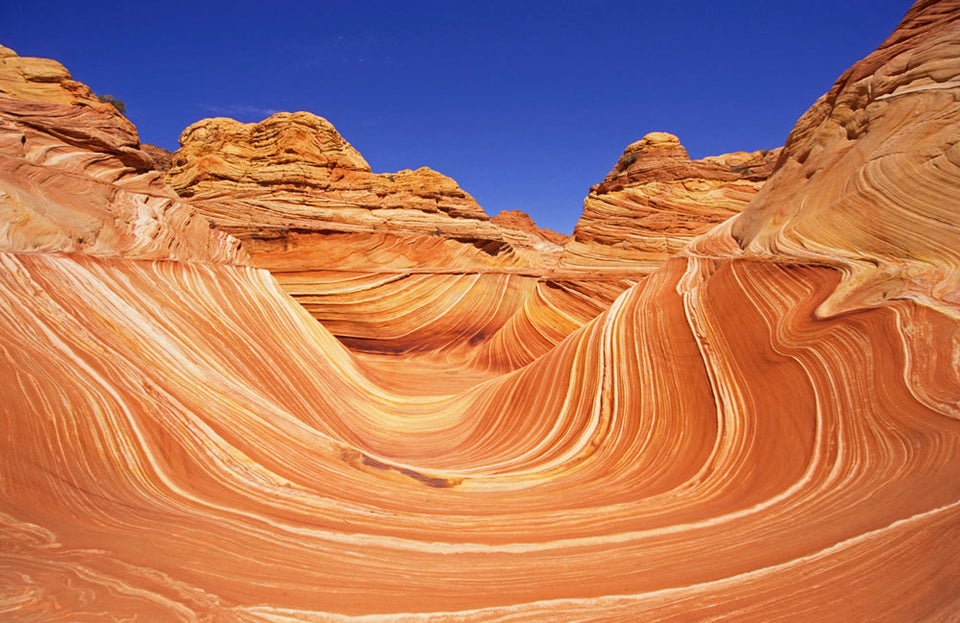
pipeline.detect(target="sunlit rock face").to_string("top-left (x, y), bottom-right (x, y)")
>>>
top-left (0, 46), bottom-right (244, 263)
top-left (167, 112), bottom-right (564, 272)
top-left (559, 131), bottom-right (780, 273)
top-left (2, 2), bottom-right (960, 621)
top-left (716, 0), bottom-right (960, 317)
top-left (506, 135), bottom-right (783, 370)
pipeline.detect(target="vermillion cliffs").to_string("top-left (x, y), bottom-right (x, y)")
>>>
top-left (1, 1), bottom-right (959, 621)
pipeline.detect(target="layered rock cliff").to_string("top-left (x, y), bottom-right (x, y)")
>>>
top-left (1, 1), bottom-right (959, 620)
top-left (164, 112), bottom-right (574, 359)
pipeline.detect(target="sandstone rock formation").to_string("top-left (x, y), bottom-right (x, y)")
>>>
top-left (491, 208), bottom-right (569, 246)
top-left (141, 142), bottom-right (173, 172)
top-left (167, 112), bottom-right (563, 272)
top-left (491, 134), bottom-right (782, 370)
top-left (165, 112), bottom-right (573, 359)
top-left (1, 1), bottom-right (959, 620)
top-left (712, 0), bottom-right (960, 318)
top-left (0, 45), bottom-right (244, 263)
top-left (559, 131), bottom-right (780, 272)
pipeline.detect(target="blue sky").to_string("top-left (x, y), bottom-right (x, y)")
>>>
top-left (3, 1), bottom-right (910, 234)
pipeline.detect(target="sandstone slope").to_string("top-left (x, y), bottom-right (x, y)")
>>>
top-left (2, 1), bottom-right (959, 620)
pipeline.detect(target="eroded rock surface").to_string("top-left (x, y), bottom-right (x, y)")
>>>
top-left (559, 131), bottom-right (780, 272)
top-left (163, 111), bottom-right (586, 363)
top-left (713, 0), bottom-right (960, 317)
top-left (168, 112), bottom-right (563, 272)
top-left (1, 2), bottom-right (959, 620)
top-left (0, 45), bottom-right (244, 263)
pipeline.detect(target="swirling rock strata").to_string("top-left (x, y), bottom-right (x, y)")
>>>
top-left (0, 45), bottom-right (244, 263)
top-left (698, 0), bottom-right (960, 316)
top-left (2, 1), bottom-right (960, 620)
top-left (1, 254), bottom-right (957, 620)
top-left (166, 113), bottom-right (575, 361)
top-left (499, 135), bottom-right (783, 369)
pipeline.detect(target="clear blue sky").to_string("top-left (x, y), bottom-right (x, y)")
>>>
top-left (2, 1), bottom-right (910, 234)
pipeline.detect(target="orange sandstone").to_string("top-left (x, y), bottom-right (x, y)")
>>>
top-left (1, 2), bottom-right (959, 621)
top-left (559, 131), bottom-right (780, 272)
top-left (167, 111), bottom-right (563, 272)
top-left (0, 45), bottom-right (244, 263)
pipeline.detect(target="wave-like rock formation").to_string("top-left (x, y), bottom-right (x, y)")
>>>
top-left (717, 2), bottom-right (960, 318)
top-left (165, 112), bottom-right (581, 362)
top-left (479, 136), bottom-right (782, 369)
top-left (2, 1), bottom-right (960, 620)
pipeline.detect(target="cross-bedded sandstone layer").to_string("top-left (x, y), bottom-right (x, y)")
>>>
top-left (163, 108), bottom-right (770, 367)
top-left (1, 1), bottom-right (959, 620)
top-left (165, 111), bottom-right (585, 365)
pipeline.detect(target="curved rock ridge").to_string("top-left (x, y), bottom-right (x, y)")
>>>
top-left (3, 2), bottom-right (960, 620)
top-left (463, 275), bottom-right (639, 371)
top-left (167, 111), bottom-right (564, 272)
top-left (559, 131), bottom-right (780, 272)
top-left (0, 45), bottom-right (245, 263)
top-left (534, 135), bottom-right (781, 359)
top-left (694, 0), bottom-right (960, 316)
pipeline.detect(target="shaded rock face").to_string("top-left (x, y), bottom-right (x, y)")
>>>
top-left (2, 2), bottom-right (960, 621)
top-left (559, 131), bottom-right (780, 272)
top-left (0, 45), bottom-right (245, 263)
top-left (140, 143), bottom-right (173, 172)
